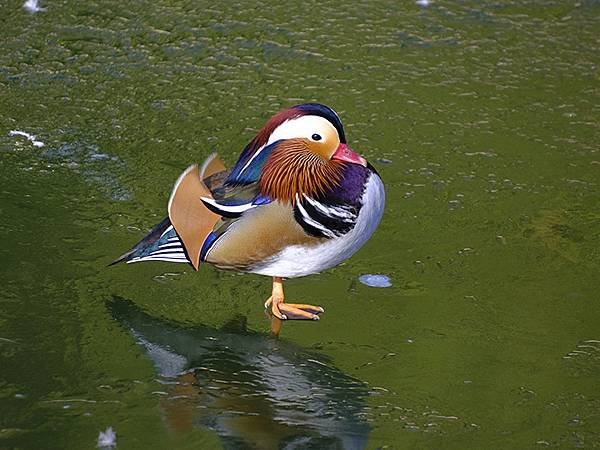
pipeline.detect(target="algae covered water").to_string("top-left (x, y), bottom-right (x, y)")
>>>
top-left (1, 0), bottom-right (599, 448)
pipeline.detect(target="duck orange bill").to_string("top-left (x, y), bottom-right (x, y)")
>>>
top-left (332, 143), bottom-right (367, 167)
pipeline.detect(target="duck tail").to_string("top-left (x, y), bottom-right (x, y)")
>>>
top-left (108, 217), bottom-right (191, 266)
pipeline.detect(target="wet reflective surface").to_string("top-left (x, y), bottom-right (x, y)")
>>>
top-left (110, 298), bottom-right (369, 449)
top-left (1, 0), bottom-right (599, 448)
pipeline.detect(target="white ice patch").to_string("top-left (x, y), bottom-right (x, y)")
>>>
top-left (9, 130), bottom-right (44, 147)
top-left (97, 426), bottom-right (116, 448)
top-left (359, 274), bottom-right (392, 288)
top-left (23, 0), bottom-right (46, 13)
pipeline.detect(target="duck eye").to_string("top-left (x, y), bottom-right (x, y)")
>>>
top-left (311, 133), bottom-right (322, 141)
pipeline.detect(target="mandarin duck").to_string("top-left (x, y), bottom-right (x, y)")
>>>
top-left (113, 103), bottom-right (385, 322)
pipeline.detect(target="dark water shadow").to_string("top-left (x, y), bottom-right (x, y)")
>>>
top-left (108, 297), bottom-right (370, 450)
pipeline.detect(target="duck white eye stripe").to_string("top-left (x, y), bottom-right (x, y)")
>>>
top-left (237, 115), bottom-right (338, 178)
top-left (295, 194), bottom-right (337, 238)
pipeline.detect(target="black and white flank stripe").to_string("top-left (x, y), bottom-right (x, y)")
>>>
top-left (127, 224), bottom-right (189, 263)
top-left (110, 217), bottom-right (190, 266)
top-left (293, 193), bottom-right (359, 239)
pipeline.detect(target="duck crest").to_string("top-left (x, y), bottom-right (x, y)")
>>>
top-left (259, 139), bottom-right (344, 204)
top-left (228, 108), bottom-right (303, 183)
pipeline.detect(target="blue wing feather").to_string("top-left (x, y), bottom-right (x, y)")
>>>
top-left (226, 140), bottom-right (281, 185)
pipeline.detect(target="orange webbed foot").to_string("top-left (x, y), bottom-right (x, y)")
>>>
top-left (264, 277), bottom-right (324, 321)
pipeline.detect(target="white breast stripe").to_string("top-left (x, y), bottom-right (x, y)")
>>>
top-left (302, 194), bottom-right (356, 222)
top-left (295, 194), bottom-right (336, 238)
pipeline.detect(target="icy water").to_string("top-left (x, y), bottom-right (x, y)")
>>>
top-left (1, 0), bottom-right (599, 448)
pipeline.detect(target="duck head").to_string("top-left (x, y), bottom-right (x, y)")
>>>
top-left (227, 103), bottom-right (368, 203)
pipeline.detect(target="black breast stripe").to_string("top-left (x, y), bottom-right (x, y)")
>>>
top-left (294, 205), bottom-right (331, 238)
top-left (293, 195), bottom-right (360, 239)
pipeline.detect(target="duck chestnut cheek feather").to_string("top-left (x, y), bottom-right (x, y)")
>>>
top-left (259, 139), bottom-right (344, 204)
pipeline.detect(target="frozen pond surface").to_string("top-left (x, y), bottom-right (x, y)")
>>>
top-left (1, 0), bottom-right (599, 448)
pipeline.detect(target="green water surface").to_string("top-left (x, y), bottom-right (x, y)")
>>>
top-left (1, 0), bottom-right (599, 448)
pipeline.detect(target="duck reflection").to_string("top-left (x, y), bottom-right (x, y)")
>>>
top-left (108, 298), bottom-right (370, 450)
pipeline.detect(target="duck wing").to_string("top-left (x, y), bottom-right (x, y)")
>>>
top-left (111, 154), bottom-right (230, 269)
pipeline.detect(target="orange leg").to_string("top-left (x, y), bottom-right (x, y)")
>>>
top-left (264, 277), bottom-right (324, 321)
